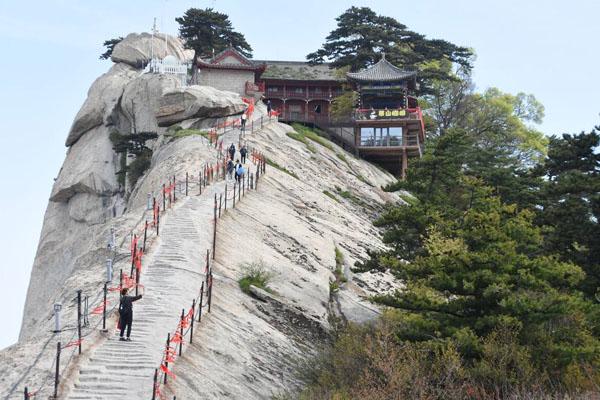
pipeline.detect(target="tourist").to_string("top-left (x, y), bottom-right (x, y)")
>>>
top-left (240, 145), bottom-right (247, 164)
top-left (266, 100), bottom-right (272, 116)
top-left (241, 112), bottom-right (247, 132)
top-left (118, 287), bottom-right (142, 341)
top-left (235, 161), bottom-right (244, 183)
top-left (227, 159), bottom-right (234, 179)
top-left (228, 143), bottom-right (236, 160)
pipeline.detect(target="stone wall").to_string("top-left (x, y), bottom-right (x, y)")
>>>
top-left (198, 69), bottom-right (253, 96)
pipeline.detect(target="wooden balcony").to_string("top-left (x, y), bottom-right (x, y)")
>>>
top-left (264, 89), bottom-right (343, 101)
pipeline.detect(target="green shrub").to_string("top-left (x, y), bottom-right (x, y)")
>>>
top-left (323, 190), bottom-right (339, 202)
top-left (290, 312), bottom-right (599, 399)
top-left (128, 151), bottom-right (152, 188)
top-left (167, 128), bottom-right (209, 141)
top-left (266, 159), bottom-right (299, 180)
top-left (289, 123), bottom-right (335, 151)
top-left (238, 262), bottom-right (274, 294)
top-left (334, 246), bottom-right (347, 284)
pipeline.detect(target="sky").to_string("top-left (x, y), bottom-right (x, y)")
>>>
top-left (0, 0), bottom-right (598, 350)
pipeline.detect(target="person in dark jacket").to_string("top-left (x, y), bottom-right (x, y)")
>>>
top-left (228, 143), bottom-right (236, 160)
top-left (240, 145), bottom-right (247, 164)
top-left (119, 288), bottom-right (142, 341)
top-left (226, 159), bottom-right (234, 179)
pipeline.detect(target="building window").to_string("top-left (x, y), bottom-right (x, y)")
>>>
top-left (268, 86), bottom-right (280, 93)
top-left (288, 104), bottom-right (302, 112)
top-left (313, 87), bottom-right (322, 93)
top-left (293, 87), bottom-right (304, 94)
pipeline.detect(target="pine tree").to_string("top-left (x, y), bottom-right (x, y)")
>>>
top-left (176, 8), bottom-right (252, 83)
top-left (534, 130), bottom-right (600, 297)
top-left (306, 6), bottom-right (473, 94)
top-left (99, 37), bottom-right (123, 60)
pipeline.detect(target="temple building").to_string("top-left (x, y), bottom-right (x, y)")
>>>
top-left (256, 61), bottom-right (345, 123)
top-left (346, 55), bottom-right (425, 178)
top-left (196, 50), bottom-right (425, 177)
top-left (196, 48), bottom-right (266, 97)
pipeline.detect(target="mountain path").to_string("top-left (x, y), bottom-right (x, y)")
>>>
top-left (65, 183), bottom-right (223, 400)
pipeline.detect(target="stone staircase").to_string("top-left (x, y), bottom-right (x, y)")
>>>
top-left (66, 184), bottom-right (223, 400)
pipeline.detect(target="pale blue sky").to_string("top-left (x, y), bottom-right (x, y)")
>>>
top-left (0, 0), bottom-right (598, 350)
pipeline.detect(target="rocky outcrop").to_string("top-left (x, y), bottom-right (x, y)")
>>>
top-left (66, 63), bottom-right (138, 146)
top-left (156, 85), bottom-right (246, 126)
top-left (120, 73), bottom-right (182, 134)
top-left (51, 125), bottom-right (118, 203)
top-left (111, 33), bottom-right (193, 68)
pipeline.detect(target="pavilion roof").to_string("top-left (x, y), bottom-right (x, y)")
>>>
top-left (346, 55), bottom-right (416, 83)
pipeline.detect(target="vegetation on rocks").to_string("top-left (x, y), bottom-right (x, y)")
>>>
top-left (238, 262), bottom-right (274, 295)
top-left (109, 131), bottom-right (157, 190)
top-left (99, 36), bottom-right (123, 60)
top-left (266, 159), bottom-right (299, 180)
top-left (166, 126), bottom-right (209, 141)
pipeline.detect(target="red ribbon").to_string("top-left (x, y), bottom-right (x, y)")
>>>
top-left (160, 364), bottom-right (176, 379)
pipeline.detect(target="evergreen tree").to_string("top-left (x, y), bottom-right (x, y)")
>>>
top-left (99, 37), bottom-right (123, 60)
top-left (176, 8), bottom-right (252, 83)
top-left (534, 130), bottom-right (600, 297)
top-left (375, 179), bottom-right (600, 373)
top-left (306, 6), bottom-right (473, 94)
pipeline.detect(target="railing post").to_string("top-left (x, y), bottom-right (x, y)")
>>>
top-left (172, 175), bottom-right (176, 202)
top-left (156, 207), bottom-right (160, 236)
top-left (219, 194), bottom-right (222, 218)
top-left (247, 170), bottom-right (250, 191)
top-left (135, 264), bottom-right (140, 297)
top-left (164, 333), bottom-right (171, 384)
top-left (242, 173), bottom-right (245, 197)
top-left (198, 281), bottom-right (204, 323)
top-left (53, 341), bottom-right (61, 399)
top-left (250, 173), bottom-right (254, 190)
top-left (24, 387), bottom-right (28, 400)
top-left (205, 249), bottom-right (210, 289)
top-left (208, 272), bottom-right (213, 313)
top-left (224, 184), bottom-right (228, 210)
top-left (162, 184), bottom-right (166, 211)
top-left (185, 172), bottom-right (188, 196)
top-left (152, 368), bottom-right (158, 400)
top-left (233, 183), bottom-right (236, 208)
top-left (119, 268), bottom-right (123, 291)
top-left (102, 283), bottom-right (108, 332)
top-left (76, 290), bottom-right (82, 355)
top-left (238, 179), bottom-right (241, 202)
top-left (190, 299), bottom-right (195, 344)
top-left (212, 194), bottom-right (217, 260)
top-left (130, 236), bottom-right (136, 277)
top-left (199, 170), bottom-right (202, 195)
top-left (143, 220), bottom-right (148, 252)
top-left (179, 309), bottom-right (184, 356)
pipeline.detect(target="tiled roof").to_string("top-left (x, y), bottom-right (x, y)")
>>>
top-left (256, 60), bottom-right (344, 82)
top-left (347, 55), bottom-right (416, 83)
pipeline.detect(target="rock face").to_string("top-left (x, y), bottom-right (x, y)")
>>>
top-left (111, 32), bottom-right (193, 68)
top-left (156, 85), bottom-right (246, 126)
top-left (51, 125), bottom-right (119, 203)
top-left (120, 73), bottom-right (182, 134)
top-left (66, 63), bottom-right (138, 146)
